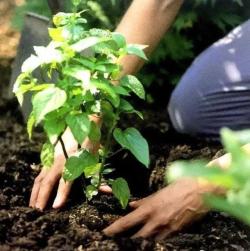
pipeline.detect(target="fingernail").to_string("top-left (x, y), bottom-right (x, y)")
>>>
top-left (52, 196), bottom-right (61, 209)
top-left (35, 204), bottom-right (43, 211)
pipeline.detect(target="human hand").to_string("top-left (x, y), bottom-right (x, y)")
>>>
top-left (208, 143), bottom-right (250, 170)
top-left (29, 127), bottom-right (99, 210)
top-left (103, 178), bottom-right (221, 240)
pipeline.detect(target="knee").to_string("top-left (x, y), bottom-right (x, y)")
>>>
top-left (168, 88), bottom-right (191, 135)
top-left (168, 83), bottom-right (201, 136)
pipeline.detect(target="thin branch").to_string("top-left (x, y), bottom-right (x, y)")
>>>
top-left (107, 148), bottom-right (124, 159)
top-left (59, 136), bottom-right (69, 159)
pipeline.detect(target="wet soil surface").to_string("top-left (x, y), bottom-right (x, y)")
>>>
top-left (0, 93), bottom-right (250, 251)
top-left (1, 4), bottom-right (250, 247)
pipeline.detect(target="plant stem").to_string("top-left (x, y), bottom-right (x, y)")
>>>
top-left (59, 136), bottom-right (69, 159)
top-left (107, 148), bottom-right (123, 159)
top-left (98, 114), bottom-right (118, 187)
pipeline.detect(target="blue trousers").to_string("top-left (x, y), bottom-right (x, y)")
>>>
top-left (168, 19), bottom-right (250, 140)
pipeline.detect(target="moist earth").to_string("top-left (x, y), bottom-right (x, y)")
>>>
top-left (1, 2), bottom-right (250, 249)
top-left (0, 93), bottom-right (250, 250)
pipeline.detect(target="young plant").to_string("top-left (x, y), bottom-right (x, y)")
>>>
top-left (167, 128), bottom-right (250, 225)
top-left (13, 4), bottom-right (149, 209)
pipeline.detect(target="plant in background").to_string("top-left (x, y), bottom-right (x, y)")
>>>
top-left (167, 128), bottom-right (250, 225)
top-left (13, 2), bottom-right (149, 209)
top-left (13, 0), bottom-right (249, 104)
top-left (12, 0), bottom-right (52, 30)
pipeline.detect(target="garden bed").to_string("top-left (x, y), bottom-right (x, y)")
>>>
top-left (1, 2), bottom-right (250, 249)
top-left (0, 73), bottom-right (250, 250)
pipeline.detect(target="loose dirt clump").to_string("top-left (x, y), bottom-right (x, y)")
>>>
top-left (0, 93), bottom-right (250, 250)
top-left (1, 3), bottom-right (250, 250)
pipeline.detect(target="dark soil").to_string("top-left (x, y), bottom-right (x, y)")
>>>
top-left (0, 70), bottom-right (250, 250)
top-left (1, 3), bottom-right (250, 248)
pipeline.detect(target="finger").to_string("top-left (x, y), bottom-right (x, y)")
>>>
top-left (155, 228), bottom-right (173, 241)
top-left (129, 194), bottom-right (153, 209)
top-left (99, 185), bottom-right (112, 194)
top-left (52, 178), bottom-right (72, 209)
top-left (103, 208), bottom-right (147, 236)
top-left (129, 200), bottom-right (141, 209)
top-left (29, 168), bottom-right (49, 208)
top-left (35, 168), bottom-right (61, 210)
top-left (155, 210), bottom-right (194, 241)
top-left (132, 222), bottom-right (156, 239)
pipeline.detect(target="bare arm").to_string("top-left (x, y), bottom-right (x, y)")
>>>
top-left (30, 0), bottom-right (184, 211)
top-left (116, 0), bottom-right (184, 75)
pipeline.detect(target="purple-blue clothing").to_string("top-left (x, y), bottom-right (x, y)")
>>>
top-left (168, 19), bottom-right (250, 140)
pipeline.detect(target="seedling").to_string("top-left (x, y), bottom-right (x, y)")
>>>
top-left (13, 4), bottom-right (149, 208)
top-left (167, 128), bottom-right (250, 225)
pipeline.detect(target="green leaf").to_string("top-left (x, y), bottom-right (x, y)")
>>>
top-left (227, 129), bottom-right (250, 145)
top-left (17, 82), bottom-right (36, 95)
top-left (157, 33), bottom-right (194, 62)
top-left (114, 86), bottom-right (130, 96)
top-left (48, 27), bottom-right (70, 42)
top-left (91, 79), bottom-right (120, 107)
top-left (89, 28), bottom-right (112, 38)
top-left (119, 99), bottom-right (143, 119)
top-left (53, 12), bottom-right (71, 27)
top-left (85, 185), bottom-right (98, 201)
top-left (112, 32), bottom-right (126, 48)
top-left (44, 118), bottom-right (65, 144)
top-left (41, 142), bottom-right (54, 168)
top-left (13, 72), bottom-right (31, 93)
top-left (68, 24), bottom-right (85, 42)
top-left (63, 157), bottom-right (82, 181)
top-left (89, 121), bottom-right (101, 142)
top-left (112, 178), bottom-right (130, 209)
top-left (83, 163), bottom-right (102, 178)
top-left (21, 54), bottom-right (41, 73)
top-left (64, 67), bottom-right (91, 87)
top-left (126, 44), bottom-right (148, 60)
top-left (63, 150), bottom-right (98, 181)
top-left (119, 99), bottom-right (134, 112)
top-left (120, 75), bottom-right (145, 99)
top-left (113, 128), bottom-right (149, 168)
top-left (30, 84), bottom-right (55, 92)
top-left (13, 73), bottom-right (33, 105)
top-left (205, 195), bottom-right (250, 225)
top-left (103, 168), bottom-right (114, 175)
top-left (27, 112), bottom-right (35, 140)
top-left (71, 37), bottom-right (101, 52)
top-left (101, 101), bottom-right (116, 128)
top-left (32, 87), bottom-right (67, 124)
top-left (74, 58), bottom-right (95, 70)
top-left (221, 128), bottom-right (250, 181)
top-left (95, 63), bottom-right (118, 73)
top-left (93, 40), bottom-right (117, 55)
top-left (34, 45), bottom-right (63, 64)
top-left (66, 113), bottom-right (91, 145)
top-left (167, 161), bottom-right (236, 189)
top-left (174, 12), bottom-right (197, 32)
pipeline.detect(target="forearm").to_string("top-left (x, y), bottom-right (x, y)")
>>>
top-left (88, 1), bottom-right (184, 129)
top-left (116, 0), bottom-right (184, 75)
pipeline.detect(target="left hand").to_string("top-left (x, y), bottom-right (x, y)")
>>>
top-left (103, 178), bottom-right (221, 240)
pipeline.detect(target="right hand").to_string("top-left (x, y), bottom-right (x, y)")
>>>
top-left (29, 128), bottom-right (99, 210)
top-left (103, 178), bottom-right (218, 240)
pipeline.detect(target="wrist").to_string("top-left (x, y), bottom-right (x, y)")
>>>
top-left (197, 178), bottom-right (227, 196)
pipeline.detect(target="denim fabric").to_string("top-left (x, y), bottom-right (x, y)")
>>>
top-left (168, 19), bottom-right (250, 140)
